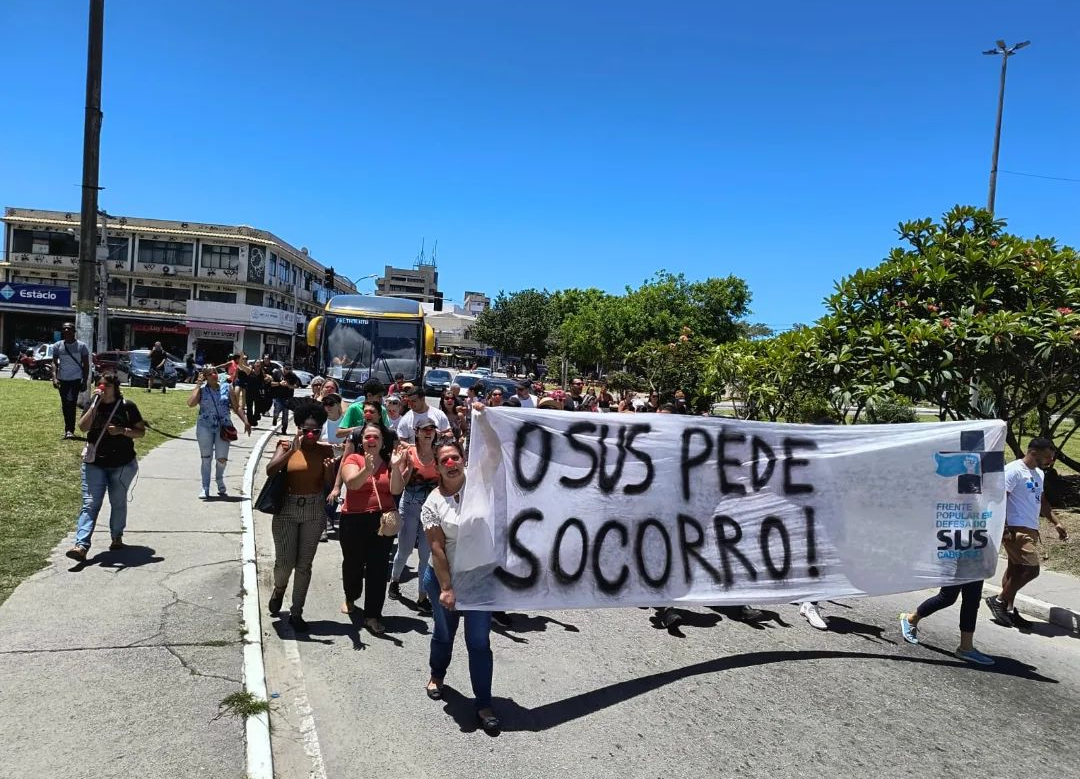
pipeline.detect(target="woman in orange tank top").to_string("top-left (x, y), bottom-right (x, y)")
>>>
top-left (388, 419), bottom-right (440, 611)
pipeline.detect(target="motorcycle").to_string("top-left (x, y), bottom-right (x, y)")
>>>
top-left (29, 361), bottom-right (54, 381)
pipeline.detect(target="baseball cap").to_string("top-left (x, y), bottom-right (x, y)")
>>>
top-left (321, 392), bottom-right (342, 404)
top-left (386, 393), bottom-right (402, 404)
top-left (418, 418), bottom-right (438, 429)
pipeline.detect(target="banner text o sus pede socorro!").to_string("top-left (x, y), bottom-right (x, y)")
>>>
top-left (451, 409), bottom-right (1006, 611)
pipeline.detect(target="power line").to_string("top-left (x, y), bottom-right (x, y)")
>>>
top-left (1000, 169), bottom-right (1080, 184)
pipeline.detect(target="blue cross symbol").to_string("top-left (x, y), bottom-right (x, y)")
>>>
top-left (934, 430), bottom-right (1005, 494)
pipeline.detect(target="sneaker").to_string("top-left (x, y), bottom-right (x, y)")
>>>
top-left (217, 485), bottom-right (228, 497)
top-left (289, 612), bottom-right (309, 632)
top-left (800, 602), bottom-right (827, 630)
top-left (387, 581), bottom-right (402, 601)
top-left (65, 545), bottom-right (88, 562)
top-left (109, 536), bottom-right (124, 551)
top-left (1009, 608), bottom-right (1034, 630)
top-left (721, 605), bottom-right (763, 622)
top-left (984, 596), bottom-right (1014, 627)
top-left (319, 529), bottom-right (328, 543)
top-left (492, 611), bottom-right (512, 629)
top-left (417, 596), bottom-right (433, 615)
top-left (899, 613), bottom-right (919, 644)
top-left (955, 647), bottom-right (995, 666)
top-left (62, 431), bottom-right (74, 440)
top-left (198, 488), bottom-right (210, 500)
top-left (268, 590), bottom-right (284, 616)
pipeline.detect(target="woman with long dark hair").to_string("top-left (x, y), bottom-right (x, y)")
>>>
top-left (422, 436), bottom-right (499, 733)
top-left (388, 418), bottom-right (439, 612)
top-left (65, 374), bottom-right (146, 561)
top-left (338, 422), bottom-right (406, 633)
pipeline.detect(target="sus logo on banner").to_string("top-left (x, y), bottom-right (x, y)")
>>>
top-left (451, 410), bottom-right (1006, 611)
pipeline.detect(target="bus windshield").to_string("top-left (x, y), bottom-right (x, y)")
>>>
top-left (323, 315), bottom-right (422, 389)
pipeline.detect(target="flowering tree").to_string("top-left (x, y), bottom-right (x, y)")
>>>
top-left (817, 206), bottom-right (1080, 459)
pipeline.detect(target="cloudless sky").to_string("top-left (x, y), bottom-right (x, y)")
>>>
top-left (2, 0), bottom-right (1078, 329)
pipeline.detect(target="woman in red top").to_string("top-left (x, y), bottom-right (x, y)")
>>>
top-left (387, 419), bottom-right (440, 612)
top-left (339, 422), bottom-right (406, 633)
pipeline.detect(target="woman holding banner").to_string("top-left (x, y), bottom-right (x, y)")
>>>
top-left (421, 437), bottom-right (499, 735)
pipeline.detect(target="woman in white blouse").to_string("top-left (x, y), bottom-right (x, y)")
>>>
top-left (421, 437), bottom-right (499, 734)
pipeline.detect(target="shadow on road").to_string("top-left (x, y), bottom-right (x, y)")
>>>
top-left (824, 616), bottom-right (897, 644)
top-left (431, 648), bottom-right (1059, 734)
top-left (68, 545), bottom-right (164, 572)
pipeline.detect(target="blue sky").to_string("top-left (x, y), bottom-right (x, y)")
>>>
top-left (2, 1), bottom-right (1078, 329)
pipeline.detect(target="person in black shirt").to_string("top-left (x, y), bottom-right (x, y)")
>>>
top-left (65, 374), bottom-right (146, 562)
top-left (271, 364), bottom-right (301, 434)
top-left (148, 341), bottom-right (168, 394)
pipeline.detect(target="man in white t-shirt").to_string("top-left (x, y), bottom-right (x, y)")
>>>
top-left (397, 385), bottom-right (452, 444)
top-left (513, 380), bottom-right (537, 409)
top-left (985, 438), bottom-right (1069, 629)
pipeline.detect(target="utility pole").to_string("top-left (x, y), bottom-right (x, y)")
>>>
top-left (983, 39), bottom-right (1030, 215)
top-left (76, 0), bottom-right (105, 348)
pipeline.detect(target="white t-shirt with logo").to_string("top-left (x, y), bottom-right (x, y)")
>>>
top-left (397, 405), bottom-right (451, 444)
top-left (1004, 459), bottom-right (1043, 530)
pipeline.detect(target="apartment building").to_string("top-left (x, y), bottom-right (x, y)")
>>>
top-left (375, 264), bottom-right (440, 307)
top-left (1, 207), bottom-right (354, 364)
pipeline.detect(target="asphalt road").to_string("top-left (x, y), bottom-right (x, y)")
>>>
top-left (253, 477), bottom-right (1080, 779)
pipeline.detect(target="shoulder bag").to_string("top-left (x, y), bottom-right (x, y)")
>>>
top-left (208, 385), bottom-right (239, 441)
top-left (82, 400), bottom-right (121, 464)
top-left (372, 469), bottom-right (401, 536)
top-left (254, 468), bottom-right (288, 515)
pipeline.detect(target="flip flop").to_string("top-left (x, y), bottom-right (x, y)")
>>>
top-left (425, 682), bottom-right (443, 700)
top-left (476, 711), bottom-right (501, 734)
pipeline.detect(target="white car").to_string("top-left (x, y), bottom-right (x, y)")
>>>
top-left (453, 372), bottom-right (485, 399)
top-left (0, 353), bottom-right (8, 369)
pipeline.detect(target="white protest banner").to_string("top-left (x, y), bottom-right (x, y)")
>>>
top-left (452, 409), bottom-right (1006, 610)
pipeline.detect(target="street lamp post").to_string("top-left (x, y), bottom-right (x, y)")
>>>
top-left (983, 39), bottom-right (1030, 215)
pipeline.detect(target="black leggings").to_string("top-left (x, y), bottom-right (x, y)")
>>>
top-left (916, 580), bottom-right (984, 632)
top-left (339, 512), bottom-right (393, 618)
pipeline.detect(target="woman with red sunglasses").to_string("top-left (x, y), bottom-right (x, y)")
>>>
top-left (421, 436), bottom-right (499, 734)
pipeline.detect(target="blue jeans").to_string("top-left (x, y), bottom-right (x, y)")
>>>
top-left (196, 422), bottom-right (231, 493)
top-left (392, 487), bottom-right (432, 593)
top-left (75, 460), bottom-right (138, 549)
top-left (423, 567), bottom-right (493, 710)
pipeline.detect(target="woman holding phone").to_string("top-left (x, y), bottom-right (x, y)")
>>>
top-left (65, 374), bottom-right (146, 562)
top-left (263, 400), bottom-right (336, 631)
top-left (187, 366), bottom-right (250, 499)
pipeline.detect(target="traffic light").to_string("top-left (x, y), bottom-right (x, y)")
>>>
top-left (434, 292), bottom-right (444, 312)
top-left (324, 266), bottom-right (335, 293)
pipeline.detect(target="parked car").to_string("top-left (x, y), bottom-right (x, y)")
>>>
top-left (0, 353), bottom-right (8, 369)
top-left (473, 367), bottom-right (491, 377)
top-left (118, 349), bottom-right (178, 388)
top-left (423, 368), bottom-right (456, 396)
top-left (92, 350), bottom-right (128, 378)
top-left (452, 372), bottom-right (485, 399)
top-left (484, 377), bottom-right (520, 398)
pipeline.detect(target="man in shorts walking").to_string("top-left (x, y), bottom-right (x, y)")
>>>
top-left (985, 438), bottom-right (1069, 628)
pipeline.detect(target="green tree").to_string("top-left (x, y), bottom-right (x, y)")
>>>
top-left (817, 206), bottom-right (1080, 456)
top-left (469, 289), bottom-right (554, 371)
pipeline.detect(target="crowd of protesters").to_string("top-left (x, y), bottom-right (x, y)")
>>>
top-left (34, 338), bottom-right (1071, 735)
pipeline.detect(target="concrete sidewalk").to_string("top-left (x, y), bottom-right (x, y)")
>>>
top-left (0, 426), bottom-right (262, 779)
top-left (986, 556), bottom-right (1080, 633)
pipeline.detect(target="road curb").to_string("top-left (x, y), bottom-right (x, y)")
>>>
top-left (241, 427), bottom-right (277, 779)
top-left (983, 583), bottom-right (1080, 634)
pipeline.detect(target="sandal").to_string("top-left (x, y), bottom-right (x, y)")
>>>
top-left (365, 618), bottom-right (385, 635)
top-left (425, 680), bottom-right (444, 700)
top-left (476, 710), bottom-right (501, 734)
top-left (341, 600), bottom-right (356, 614)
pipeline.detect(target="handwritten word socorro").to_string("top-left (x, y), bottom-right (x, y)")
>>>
top-left (451, 410), bottom-right (1007, 611)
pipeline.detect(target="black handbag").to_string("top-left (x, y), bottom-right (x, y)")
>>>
top-left (254, 470), bottom-right (287, 515)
